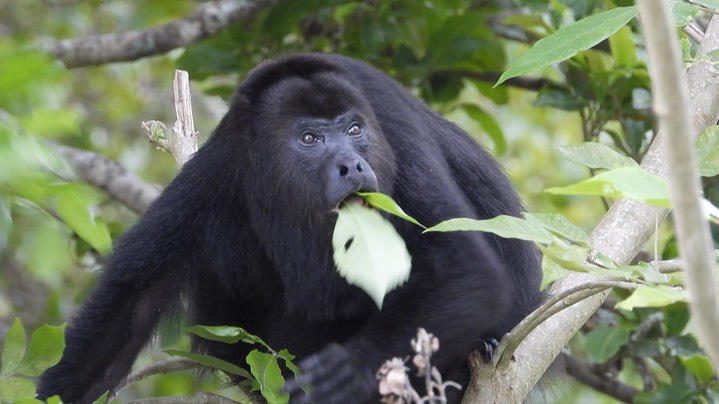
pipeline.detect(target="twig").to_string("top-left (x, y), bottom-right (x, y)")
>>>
top-left (42, 0), bottom-right (282, 68)
top-left (111, 359), bottom-right (202, 398)
top-left (495, 280), bottom-right (638, 369)
top-left (637, 0), bottom-right (719, 372)
top-left (124, 391), bottom-right (240, 404)
top-left (51, 143), bottom-right (160, 213)
top-left (562, 353), bottom-right (638, 403)
top-left (654, 258), bottom-right (684, 273)
top-left (630, 312), bottom-right (664, 342)
top-left (683, 22), bottom-right (705, 43)
top-left (142, 70), bottom-right (198, 168)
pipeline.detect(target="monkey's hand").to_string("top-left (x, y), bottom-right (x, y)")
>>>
top-left (284, 343), bottom-right (377, 404)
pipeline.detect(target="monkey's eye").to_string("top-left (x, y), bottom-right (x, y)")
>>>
top-left (300, 133), bottom-right (319, 145)
top-left (347, 124), bottom-right (362, 137)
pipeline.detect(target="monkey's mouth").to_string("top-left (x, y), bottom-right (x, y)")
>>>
top-left (332, 192), bottom-right (371, 213)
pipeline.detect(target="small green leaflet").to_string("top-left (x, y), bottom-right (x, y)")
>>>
top-left (356, 192), bottom-right (424, 228)
top-left (546, 167), bottom-right (670, 208)
top-left (425, 215), bottom-right (554, 244)
top-left (1, 318), bottom-right (26, 376)
top-left (496, 7), bottom-right (637, 86)
top-left (557, 143), bottom-right (638, 170)
top-left (246, 351), bottom-right (289, 404)
top-left (584, 326), bottom-right (630, 363)
top-left (332, 203), bottom-right (411, 309)
top-left (616, 285), bottom-right (684, 311)
top-left (187, 325), bottom-right (268, 346)
top-left (696, 126), bottom-right (719, 177)
top-left (165, 349), bottom-right (252, 379)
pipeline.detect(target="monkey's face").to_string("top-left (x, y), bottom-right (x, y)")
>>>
top-left (245, 74), bottom-right (393, 221)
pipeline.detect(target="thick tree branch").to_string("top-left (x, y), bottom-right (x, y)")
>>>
top-left (638, 0), bottom-right (719, 371)
top-left (463, 13), bottom-right (719, 403)
top-left (42, 0), bottom-right (281, 68)
top-left (52, 144), bottom-right (160, 213)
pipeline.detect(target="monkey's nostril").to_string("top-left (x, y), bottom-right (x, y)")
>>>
top-left (339, 165), bottom-right (349, 176)
top-left (356, 163), bottom-right (363, 173)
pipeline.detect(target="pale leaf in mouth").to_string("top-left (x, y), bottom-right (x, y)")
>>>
top-left (332, 203), bottom-right (412, 309)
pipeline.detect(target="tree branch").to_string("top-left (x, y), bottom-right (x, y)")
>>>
top-left (142, 70), bottom-right (198, 168)
top-left (637, 0), bottom-right (719, 372)
top-left (562, 353), bottom-right (638, 403)
top-left (463, 13), bottom-right (719, 403)
top-left (52, 143), bottom-right (160, 213)
top-left (495, 280), bottom-right (637, 369)
top-left (42, 0), bottom-right (282, 68)
top-left (112, 359), bottom-right (203, 398)
top-left (124, 391), bottom-right (240, 404)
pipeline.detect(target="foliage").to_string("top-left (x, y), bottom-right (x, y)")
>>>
top-left (183, 325), bottom-right (300, 404)
top-left (2, 0), bottom-right (719, 403)
top-left (0, 318), bottom-right (64, 403)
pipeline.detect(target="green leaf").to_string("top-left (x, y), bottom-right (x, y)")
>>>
top-left (15, 398), bottom-right (50, 404)
top-left (425, 215), bottom-right (554, 244)
top-left (680, 354), bottom-right (715, 384)
top-left (92, 391), bottom-right (110, 404)
top-left (19, 108), bottom-right (79, 138)
top-left (356, 192), bottom-right (424, 228)
top-left (524, 213), bottom-right (589, 244)
top-left (584, 325), bottom-right (630, 363)
top-left (277, 349), bottom-right (300, 377)
top-left (533, 88), bottom-right (583, 111)
top-left (541, 257), bottom-right (572, 290)
top-left (0, 49), bottom-right (62, 106)
top-left (497, 7), bottom-right (638, 85)
top-left (664, 302), bottom-right (690, 336)
top-left (667, 335), bottom-right (702, 356)
top-left (537, 242), bottom-right (591, 272)
top-left (45, 396), bottom-right (62, 404)
top-left (1, 318), bottom-right (26, 375)
top-left (0, 377), bottom-right (36, 401)
top-left (671, 1), bottom-right (698, 26)
top-left (616, 285), bottom-right (684, 311)
top-left (332, 204), bottom-right (412, 309)
top-left (54, 187), bottom-right (112, 254)
top-left (187, 325), bottom-right (268, 347)
top-left (25, 220), bottom-right (75, 286)
top-left (546, 167), bottom-right (670, 208)
top-left (246, 351), bottom-right (289, 404)
top-left (501, 13), bottom-right (551, 33)
top-left (609, 25), bottom-right (636, 67)
top-left (165, 349), bottom-right (253, 379)
top-left (634, 383), bottom-right (696, 404)
top-left (696, 126), bottom-right (719, 177)
top-left (17, 324), bottom-right (65, 376)
top-left (557, 143), bottom-right (638, 170)
top-left (461, 105), bottom-right (507, 155)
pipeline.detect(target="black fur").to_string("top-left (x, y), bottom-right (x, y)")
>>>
top-left (38, 54), bottom-right (542, 404)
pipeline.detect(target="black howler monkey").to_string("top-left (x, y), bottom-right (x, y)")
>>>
top-left (38, 54), bottom-right (542, 404)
